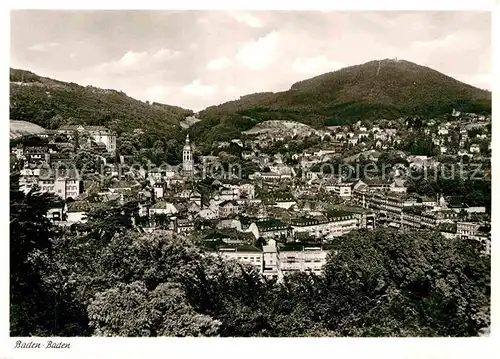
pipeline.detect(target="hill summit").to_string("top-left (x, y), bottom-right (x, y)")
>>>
top-left (198, 59), bottom-right (491, 129)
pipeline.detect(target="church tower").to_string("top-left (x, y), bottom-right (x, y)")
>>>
top-left (182, 134), bottom-right (194, 177)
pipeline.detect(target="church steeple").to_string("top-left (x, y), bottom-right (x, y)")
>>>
top-left (182, 134), bottom-right (193, 177)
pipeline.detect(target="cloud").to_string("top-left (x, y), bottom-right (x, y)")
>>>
top-left (90, 48), bottom-right (180, 74)
top-left (27, 42), bottom-right (60, 51)
top-left (119, 50), bottom-right (149, 66)
top-left (11, 11), bottom-right (490, 111)
top-left (228, 12), bottom-right (263, 28)
top-left (153, 48), bottom-right (180, 60)
top-left (292, 56), bottom-right (345, 74)
top-left (409, 30), bottom-right (483, 54)
top-left (236, 31), bottom-right (280, 70)
top-left (207, 56), bottom-right (232, 70)
top-left (182, 79), bottom-right (216, 97)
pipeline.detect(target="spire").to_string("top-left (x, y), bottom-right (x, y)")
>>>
top-left (183, 134), bottom-right (192, 151)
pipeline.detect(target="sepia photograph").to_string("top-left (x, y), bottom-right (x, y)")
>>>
top-left (8, 8), bottom-right (491, 341)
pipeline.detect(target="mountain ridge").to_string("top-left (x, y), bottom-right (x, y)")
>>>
top-left (9, 68), bottom-right (193, 136)
top-left (9, 60), bottom-right (491, 146)
top-left (196, 59), bottom-right (491, 134)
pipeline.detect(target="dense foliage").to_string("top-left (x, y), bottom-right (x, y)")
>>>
top-left (10, 68), bottom-right (193, 136)
top-left (408, 178), bottom-right (491, 210)
top-left (10, 175), bottom-right (490, 337)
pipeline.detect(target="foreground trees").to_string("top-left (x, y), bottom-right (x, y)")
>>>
top-left (88, 281), bottom-right (221, 336)
top-left (320, 229), bottom-right (490, 336)
top-left (10, 182), bottom-right (490, 336)
top-left (10, 174), bottom-right (88, 336)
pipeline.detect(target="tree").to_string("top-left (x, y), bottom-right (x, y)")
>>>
top-left (399, 130), bottom-right (437, 156)
top-left (10, 174), bottom-right (86, 336)
top-left (87, 281), bottom-right (221, 336)
top-left (49, 114), bottom-right (64, 129)
top-left (320, 229), bottom-right (490, 336)
top-left (54, 133), bottom-right (69, 143)
top-left (11, 177), bottom-right (490, 337)
top-left (74, 151), bottom-right (103, 173)
top-left (119, 140), bottom-right (136, 155)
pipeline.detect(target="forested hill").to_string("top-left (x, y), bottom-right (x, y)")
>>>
top-left (9, 68), bottom-right (193, 135)
top-left (10, 60), bottom-right (491, 146)
top-left (195, 59), bottom-right (491, 137)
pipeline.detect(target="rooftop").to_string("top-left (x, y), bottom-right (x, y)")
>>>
top-left (279, 242), bottom-right (333, 252)
top-left (66, 200), bottom-right (93, 213)
top-left (202, 239), bottom-right (262, 253)
top-left (325, 209), bottom-right (353, 218)
top-left (402, 206), bottom-right (433, 217)
top-left (255, 219), bottom-right (289, 231)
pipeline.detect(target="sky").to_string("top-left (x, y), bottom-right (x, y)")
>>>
top-left (10, 10), bottom-right (491, 112)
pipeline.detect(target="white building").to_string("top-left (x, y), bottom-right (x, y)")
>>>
top-left (38, 177), bottom-right (83, 200)
top-left (279, 245), bottom-right (329, 276)
top-left (324, 179), bottom-right (352, 199)
top-left (149, 201), bottom-right (178, 216)
top-left (197, 208), bottom-right (219, 220)
top-left (153, 182), bottom-right (167, 199)
top-left (90, 128), bottom-right (116, 152)
top-left (57, 125), bottom-right (116, 152)
top-left (470, 144), bottom-right (481, 153)
top-left (438, 127), bottom-right (449, 135)
top-left (217, 246), bottom-right (263, 272)
top-left (260, 239), bottom-right (334, 279)
top-left (291, 214), bottom-right (358, 239)
top-left (66, 205), bottom-right (88, 224)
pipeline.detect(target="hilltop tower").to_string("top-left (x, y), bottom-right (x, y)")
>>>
top-left (182, 134), bottom-right (194, 177)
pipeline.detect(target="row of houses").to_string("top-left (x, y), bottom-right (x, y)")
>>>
top-left (205, 238), bottom-right (335, 280)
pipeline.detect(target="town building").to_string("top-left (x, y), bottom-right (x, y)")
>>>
top-left (247, 220), bottom-right (291, 240)
top-left (149, 201), bottom-right (178, 216)
top-left (470, 143), bottom-right (481, 154)
top-left (24, 146), bottom-right (50, 166)
top-left (218, 200), bottom-right (239, 218)
top-left (57, 125), bottom-right (116, 152)
top-left (279, 244), bottom-right (329, 276)
top-left (215, 245), bottom-right (263, 272)
top-left (291, 212), bottom-right (357, 239)
top-left (38, 176), bottom-right (83, 200)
